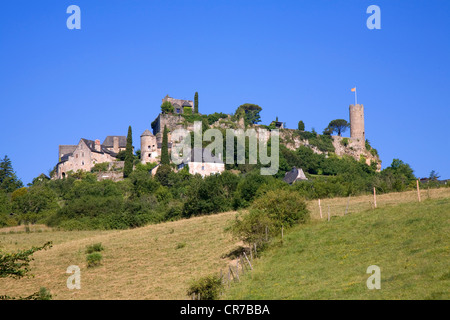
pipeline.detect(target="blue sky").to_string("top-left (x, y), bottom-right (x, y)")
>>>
top-left (0, 0), bottom-right (449, 184)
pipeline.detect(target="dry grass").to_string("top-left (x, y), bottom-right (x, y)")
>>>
top-left (0, 212), bottom-right (239, 300)
top-left (1, 188), bottom-right (449, 299)
top-left (307, 188), bottom-right (450, 220)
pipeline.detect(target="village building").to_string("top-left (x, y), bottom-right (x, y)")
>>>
top-left (283, 167), bottom-right (308, 184)
top-left (177, 148), bottom-right (225, 177)
top-left (55, 136), bottom-right (125, 179)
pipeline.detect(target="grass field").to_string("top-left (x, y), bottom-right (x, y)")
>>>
top-left (223, 196), bottom-right (450, 300)
top-left (1, 188), bottom-right (449, 299)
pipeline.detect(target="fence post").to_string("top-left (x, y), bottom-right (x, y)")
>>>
top-left (417, 180), bottom-right (421, 202)
top-left (265, 226), bottom-right (268, 242)
top-left (254, 243), bottom-right (257, 258)
top-left (235, 260), bottom-right (240, 282)
top-left (243, 252), bottom-right (253, 270)
top-left (327, 205), bottom-right (330, 221)
top-left (373, 187), bottom-right (377, 209)
top-left (345, 195), bottom-right (350, 215)
top-left (281, 225), bottom-right (284, 241)
top-left (319, 199), bottom-right (323, 219)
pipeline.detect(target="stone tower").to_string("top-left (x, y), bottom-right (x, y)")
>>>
top-left (140, 129), bottom-right (158, 164)
top-left (349, 104), bottom-right (365, 147)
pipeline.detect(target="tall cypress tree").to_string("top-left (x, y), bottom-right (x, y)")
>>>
top-left (194, 92), bottom-right (198, 114)
top-left (161, 125), bottom-right (170, 165)
top-left (0, 155), bottom-right (23, 192)
top-left (123, 126), bottom-right (133, 178)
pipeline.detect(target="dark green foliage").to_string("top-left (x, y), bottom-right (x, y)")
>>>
top-left (115, 150), bottom-right (127, 161)
top-left (0, 242), bottom-right (52, 279)
top-left (298, 120), bottom-right (305, 131)
top-left (11, 185), bottom-right (58, 224)
top-left (187, 274), bottom-right (223, 300)
top-left (308, 134), bottom-right (335, 153)
top-left (340, 138), bottom-right (349, 147)
top-left (161, 125), bottom-right (170, 165)
top-left (194, 92), bottom-right (199, 114)
top-left (91, 162), bottom-right (110, 172)
top-left (85, 243), bottom-right (104, 254)
top-left (324, 119), bottom-right (350, 136)
top-left (228, 190), bottom-right (309, 246)
top-left (155, 164), bottom-right (172, 186)
top-left (0, 155), bottom-right (23, 192)
top-left (86, 252), bottom-right (102, 267)
top-left (123, 126), bottom-right (134, 178)
top-left (235, 103), bottom-right (262, 125)
top-left (161, 100), bottom-right (174, 114)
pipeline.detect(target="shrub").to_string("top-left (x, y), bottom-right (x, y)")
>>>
top-left (86, 252), bottom-right (103, 268)
top-left (85, 243), bottom-right (104, 254)
top-left (251, 189), bottom-right (309, 228)
top-left (187, 274), bottom-right (223, 300)
top-left (340, 138), bottom-right (349, 147)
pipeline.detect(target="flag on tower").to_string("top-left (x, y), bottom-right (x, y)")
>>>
top-left (351, 87), bottom-right (356, 92)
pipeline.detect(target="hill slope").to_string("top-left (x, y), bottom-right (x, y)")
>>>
top-left (0, 212), bottom-right (239, 300)
top-left (224, 197), bottom-right (450, 300)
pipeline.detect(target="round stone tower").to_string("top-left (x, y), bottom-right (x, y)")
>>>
top-left (349, 104), bottom-right (365, 147)
top-left (140, 129), bottom-right (157, 164)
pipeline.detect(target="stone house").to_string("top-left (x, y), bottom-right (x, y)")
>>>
top-left (177, 148), bottom-right (225, 177)
top-left (283, 167), bottom-right (308, 184)
top-left (55, 136), bottom-right (126, 179)
top-left (162, 95), bottom-right (194, 115)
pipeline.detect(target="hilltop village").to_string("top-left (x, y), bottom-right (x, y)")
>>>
top-left (53, 94), bottom-right (381, 182)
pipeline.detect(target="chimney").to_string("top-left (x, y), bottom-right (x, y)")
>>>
top-left (95, 139), bottom-right (101, 152)
top-left (113, 137), bottom-right (119, 153)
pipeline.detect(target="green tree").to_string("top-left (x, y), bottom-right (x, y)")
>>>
top-left (0, 156), bottom-right (23, 192)
top-left (194, 92), bottom-right (199, 114)
top-left (161, 101), bottom-right (174, 114)
top-left (324, 119), bottom-right (350, 136)
top-left (123, 126), bottom-right (134, 178)
top-left (298, 120), bottom-right (305, 131)
top-left (235, 103), bottom-right (262, 125)
top-left (161, 125), bottom-right (170, 165)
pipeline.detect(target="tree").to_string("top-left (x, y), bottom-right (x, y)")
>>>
top-left (324, 119), bottom-right (350, 136)
top-left (235, 103), bottom-right (262, 125)
top-left (298, 120), bottom-right (305, 131)
top-left (123, 126), bottom-right (134, 178)
top-left (429, 170), bottom-right (440, 181)
top-left (0, 156), bottom-right (23, 193)
top-left (161, 101), bottom-right (174, 114)
top-left (194, 92), bottom-right (199, 114)
top-left (0, 241), bottom-right (52, 300)
top-left (161, 125), bottom-right (170, 165)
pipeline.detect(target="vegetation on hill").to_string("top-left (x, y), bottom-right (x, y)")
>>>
top-left (223, 197), bottom-right (450, 300)
top-left (0, 144), bottom-right (447, 230)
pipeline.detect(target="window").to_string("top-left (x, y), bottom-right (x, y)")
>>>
top-left (76, 154), bottom-right (78, 159)
top-left (148, 146), bottom-right (151, 150)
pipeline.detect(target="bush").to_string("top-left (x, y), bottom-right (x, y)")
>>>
top-left (86, 252), bottom-right (103, 268)
top-left (187, 274), bottom-right (223, 300)
top-left (85, 243), bottom-right (104, 254)
top-left (251, 190), bottom-right (309, 228)
top-left (340, 138), bottom-right (349, 147)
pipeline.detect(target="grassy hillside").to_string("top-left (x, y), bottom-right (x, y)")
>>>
top-left (223, 197), bottom-right (450, 300)
top-left (1, 188), bottom-right (448, 299)
top-left (0, 212), bottom-right (239, 299)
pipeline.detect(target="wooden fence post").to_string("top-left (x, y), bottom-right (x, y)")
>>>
top-left (327, 205), bottom-right (330, 222)
top-left (254, 243), bottom-right (257, 258)
top-left (373, 187), bottom-right (377, 209)
top-left (281, 225), bottom-right (284, 241)
top-left (319, 199), bottom-right (323, 219)
top-left (345, 195), bottom-right (350, 215)
top-left (417, 180), bottom-right (421, 202)
top-left (235, 260), bottom-right (240, 282)
top-left (243, 252), bottom-right (253, 270)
